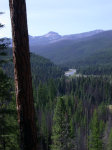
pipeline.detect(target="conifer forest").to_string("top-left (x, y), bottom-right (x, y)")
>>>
top-left (1, 0), bottom-right (112, 150)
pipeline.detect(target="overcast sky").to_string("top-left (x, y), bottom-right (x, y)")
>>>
top-left (0, 0), bottom-right (112, 38)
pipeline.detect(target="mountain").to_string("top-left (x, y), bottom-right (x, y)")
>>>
top-left (29, 30), bottom-right (103, 46)
top-left (62, 30), bottom-right (103, 40)
top-left (3, 29), bottom-right (104, 47)
top-left (42, 31), bottom-right (61, 40)
top-left (29, 32), bottom-right (61, 46)
top-left (30, 30), bottom-right (112, 65)
top-left (2, 29), bottom-right (112, 70)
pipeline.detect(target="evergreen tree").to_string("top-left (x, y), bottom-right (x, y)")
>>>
top-left (48, 79), bottom-right (57, 101)
top-left (9, 0), bottom-right (38, 149)
top-left (89, 110), bottom-right (103, 150)
top-left (0, 15), bottom-right (19, 149)
top-left (51, 97), bottom-right (72, 150)
top-left (0, 69), bottom-right (19, 150)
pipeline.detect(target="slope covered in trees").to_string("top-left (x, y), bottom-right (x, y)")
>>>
top-left (1, 42), bottom-right (112, 150)
top-left (34, 76), bottom-right (112, 150)
top-left (31, 30), bottom-right (112, 65)
top-left (0, 18), bottom-right (19, 149)
top-left (1, 48), bottom-right (112, 150)
top-left (1, 49), bottom-right (66, 84)
top-left (4, 30), bottom-right (112, 75)
top-left (0, 69), bottom-right (19, 150)
top-left (29, 30), bottom-right (112, 75)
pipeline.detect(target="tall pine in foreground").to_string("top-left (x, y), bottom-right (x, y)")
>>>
top-left (9, 0), bottom-right (38, 149)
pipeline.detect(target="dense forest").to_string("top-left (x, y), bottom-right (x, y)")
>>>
top-left (1, 46), bottom-right (112, 150)
top-left (1, 49), bottom-right (67, 84)
top-left (34, 76), bottom-right (112, 150)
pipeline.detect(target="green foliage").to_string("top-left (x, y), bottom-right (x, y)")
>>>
top-left (1, 24), bottom-right (112, 150)
top-left (51, 97), bottom-right (72, 150)
top-left (34, 75), bottom-right (112, 150)
top-left (0, 17), bottom-right (19, 149)
top-left (0, 68), bottom-right (111, 150)
top-left (1, 50), bottom-right (66, 83)
top-left (0, 69), bottom-right (19, 150)
top-left (31, 53), bottom-right (65, 84)
top-left (89, 110), bottom-right (104, 150)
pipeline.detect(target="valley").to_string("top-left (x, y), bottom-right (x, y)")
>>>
top-left (29, 30), bottom-right (112, 76)
top-left (6, 29), bottom-right (112, 75)
top-left (1, 0), bottom-right (112, 150)
top-left (1, 29), bottom-right (112, 150)
top-left (30, 30), bottom-right (112, 66)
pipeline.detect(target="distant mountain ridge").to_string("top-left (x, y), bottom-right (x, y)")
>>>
top-left (2, 29), bottom-right (112, 69)
top-left (29, 30), bottom-right (104, 46)
top-left (3, 29), bottom-right (104, 46)
top-left (30, 30), bottom-right (112, 66)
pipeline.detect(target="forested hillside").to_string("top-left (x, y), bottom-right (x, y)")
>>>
top-left (33, 76), bottom-right (112, 150)
top-left (1, 49), bottom-right (66, 84)
top-left (1, 47), bottom-right (112, 150)
top-left (30, 30), bottom-right (112, 75)
top-left (30, 30), bottom-right (112, 66)
top-left (2, 66), bottom-right (112, 150)
top-left (4, 30), bottom-right (112, 75)
top-left (1, 36), bottom-right (112, 150)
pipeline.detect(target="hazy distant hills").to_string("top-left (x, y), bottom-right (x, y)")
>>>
top-left (3, 29), bottom-right (112, 68)
top-left (30, 30), bottom-right (112, 67)
top-left (29, 30), bottom-right (103, 46)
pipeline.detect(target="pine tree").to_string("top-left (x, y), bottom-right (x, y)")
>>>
top-left (48, 79), bottom-right (57, 101)
top-left (51, 97), bottom-right (72, 150)
top-left (89, 110), bottom-right (103, 150)
top-left (0, 69), bottom-right (19, 150)
top-left (0, 16), bottom-right (19, 149)
top-left (9, 0), bottom-right (38, 149)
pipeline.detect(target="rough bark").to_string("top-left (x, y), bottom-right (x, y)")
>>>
top-left (9, 0), bottom-right (37, 150)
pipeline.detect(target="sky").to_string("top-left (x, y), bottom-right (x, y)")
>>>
top-left (0, 0), bottom-right (112, 38)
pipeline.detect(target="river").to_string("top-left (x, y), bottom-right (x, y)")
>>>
top-left (65, 69), bottom-right (76, 77)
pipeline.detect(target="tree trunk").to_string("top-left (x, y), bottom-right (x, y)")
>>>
top-left (9, 0), bottom-right (37, 150)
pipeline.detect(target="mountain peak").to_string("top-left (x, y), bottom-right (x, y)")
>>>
top-left (43, 31), bottom-right (61, 38)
